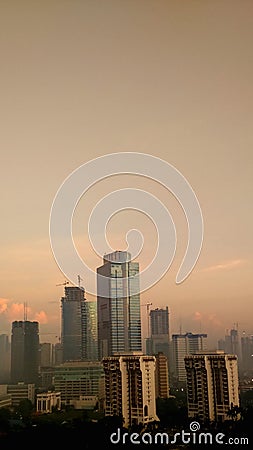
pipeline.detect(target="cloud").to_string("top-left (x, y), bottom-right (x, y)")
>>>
top-left (0, 298), bottom-right (9, 314)
top-left (5, 303), bottom-right (29, 321)
top-left (34, 311), bottom-right (48, 324)
top-left (194, 311), bottom-right (202, 321)
top-left (193, 310), bottom-right (223, 329)
top-left (202, 259), bottom-right (246, 273)
top-left (0, 298), bottom-right (48, 325)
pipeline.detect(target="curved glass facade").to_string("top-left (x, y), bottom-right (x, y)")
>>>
top-left (97, 251), bottom-right (142, 359)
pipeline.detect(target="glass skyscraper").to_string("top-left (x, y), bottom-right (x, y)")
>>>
top-left (147, 306), bottom-right (170, 369)
top-left (61, 286), bottom-right (98, 362)
top-left (97, 250), bottom-right (142, 359)
top-left (61, 286), bottom-right (86, 362)
top-left (83, 300), bottom-right (98, 361)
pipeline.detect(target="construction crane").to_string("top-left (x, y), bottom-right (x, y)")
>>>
top-left (56, 280), bottom-right (69, 287)
top-left (39, 333), bottom-right (60, 344)
top-left (39, 333), bottom-right (59, 338)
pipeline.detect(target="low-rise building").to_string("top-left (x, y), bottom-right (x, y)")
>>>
top-left (36, 391), bottom-right (61, 413)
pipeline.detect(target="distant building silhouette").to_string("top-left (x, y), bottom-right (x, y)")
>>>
top-left (0, 334), bottom-right (11, 383)
top-left (172, 332), bottom-right (207, 384)
top-left (11, 321), bottom-right (39, 385)
top-left (218, 326), bottom-right (241, 371)
top-left (146, 306), bottom-right (170, 369)
top-left (225, 328), bottom-right (240, 358)
top-left (53, 342), bottom-right (63, 365)
top-left (241, 332), bottom-right (253, 373)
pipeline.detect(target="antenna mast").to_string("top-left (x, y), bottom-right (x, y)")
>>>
top-left (24, 302), bottom-right (28, 321)
top-left (77, 275), bottom-right (83, 288)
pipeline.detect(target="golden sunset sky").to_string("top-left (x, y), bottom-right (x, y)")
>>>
top-left (0, 0), bottom-right (252, 347)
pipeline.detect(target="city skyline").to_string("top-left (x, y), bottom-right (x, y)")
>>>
top-left (0, 0), bottom-right (253, 348)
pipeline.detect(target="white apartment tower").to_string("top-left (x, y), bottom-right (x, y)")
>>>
top-left (184, 350), bottom-right (240, 423)
top-left (102, 352), bottom-right (159, 428)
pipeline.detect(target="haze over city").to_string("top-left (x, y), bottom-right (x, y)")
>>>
top-left (0, 0), bottom-right (252, 349)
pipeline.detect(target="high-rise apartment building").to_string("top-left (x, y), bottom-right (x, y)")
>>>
top-left (97, 251), bottom-right (142, 359)
top-left (11, 321), bottom-right (40, 385)
top-left (185, 350), bottom-right (240, 423)
top-left (102, 352), bottom-right (159, 428)
top-left (155, 351), bottom-right (170, 399)
top-left (172, 332), bottom-right (207, 383)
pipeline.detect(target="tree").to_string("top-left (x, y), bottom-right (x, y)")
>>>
top-left (17, 399), bottom-right (34, 424)
top-left (227, 404), bottom-right (241, 422)
top-left (0, 407), bottom-right (11, 433)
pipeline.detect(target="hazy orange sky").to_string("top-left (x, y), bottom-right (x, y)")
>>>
top-left (0, 0), bottom-right (252, 347)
